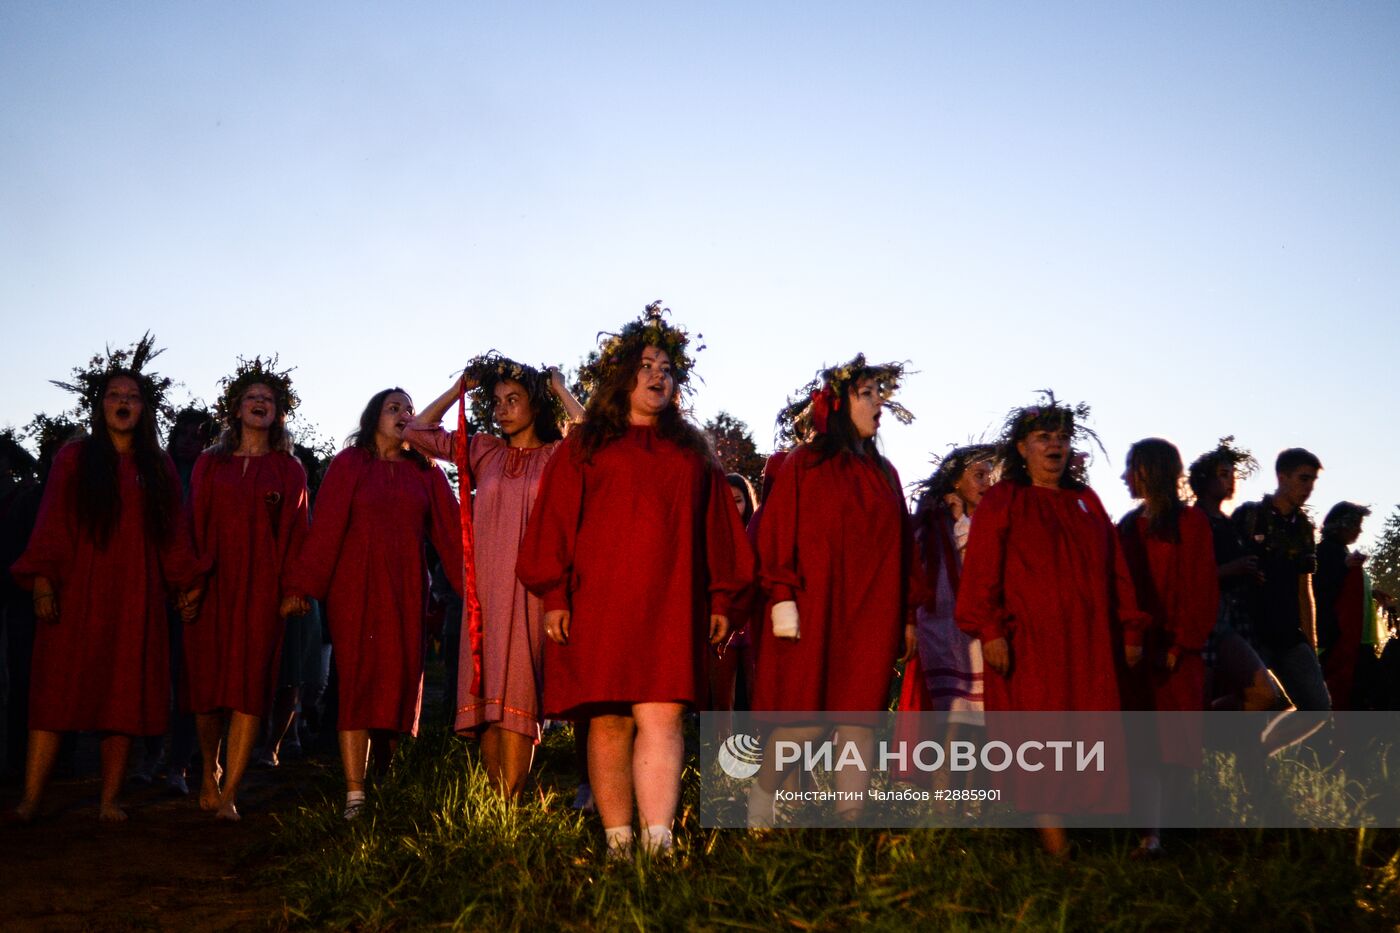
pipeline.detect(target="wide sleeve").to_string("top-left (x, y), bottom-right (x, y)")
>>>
top-left (703, 463), bottom-right (755, 618)
top-left (424, 465), bottom-right (463, 596)
top-left (1171, 508), bottom-right (1220, 653)
top-left (756, 451), bottom-right (803, 605)
top-left (516, 436), bottom-right (584, 613)
top-left (188, 453), bottom-right (216, 566)
top-left (403, 422), bottom-right (459, 464)
top-left (954, 481), bottom-right (1014, 643)
top-left (284, 449), bottom-right (361, 601)
top-left (156, 453), bottom-right (206, 590)
top-left (9, 443), bottom-right (80, 590)
top-left (277, 455), bottom-right (311, 598)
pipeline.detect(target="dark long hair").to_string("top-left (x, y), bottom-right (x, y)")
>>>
top-left (805, 394), bottom-right (901, 494)
top-left (346, 387), bottom-right (428, 468)
top-left (726, 472), bottom-right (756, 525)
top-left (572, 344), bottom-right (715, 466)
top-left (486, 372), bottom-right (563, 444)
top-left (75, 369), bottom-right (179, 547)
top-left (1124, 437), bottom-right (1184, 542)
top-left (210, 385), bottom-right (293, 455)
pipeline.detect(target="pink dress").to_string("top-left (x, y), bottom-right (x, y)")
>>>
top-left (405, 426), bottom-right (556, 740)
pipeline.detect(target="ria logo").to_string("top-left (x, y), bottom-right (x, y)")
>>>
top-left (717, 733), bottom-right (763, 780)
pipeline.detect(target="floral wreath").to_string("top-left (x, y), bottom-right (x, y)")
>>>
top-left (1188, 435), bottom-right (1259, 481)
top-left (576, 300), bottom-right (703, 401)
top-left (459, 351), bottom-right (565, 433)
top-left (774, 353), bottom-right (913, 446)
top-left (996, 389), bottom-right (1102, 481)
top-left (913, 442), bottom-right (999, 503)
top-left (216, 355), bottom-right (299, 426)
top-left (51, 331), bottom-right (174, 425)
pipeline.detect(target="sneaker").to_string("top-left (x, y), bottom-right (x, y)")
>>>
top-left (166, 771), bottom-right (190, 796)
top-left (571, 782), bottom-right (596, 813)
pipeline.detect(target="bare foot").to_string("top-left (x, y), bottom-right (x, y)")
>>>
top-left (215, 800), bottom-right (241, 821)
top-left (4, 799), bottom-right (39, 823)
top-left (99, 802), bottom-right (129, 823)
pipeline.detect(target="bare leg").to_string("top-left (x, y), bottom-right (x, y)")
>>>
top-left (216, 712), bottom-right (261, 820)
top-left (15, 729), bottom-right (61, 820)
top-left (264, 686), bottom-right (300, 765)
top-left (1035, 815), bottom-right (1070, 857)
top-left (589, 714), bottom-right (636, 834)
top-left (487, 725), bottom-right (535, 800)
top-left (632, 702), bottom-right (685, 847)
top-left (194, 712), bottom-right (225, 810)
top-left (749, 725), bottom-right (829, 828)
top-left (480, 724), bottom-right (502, 791)
top-left (368, 730), bottom-right (397, 777)
top-left (98, 734), bottom-right (132, 822)
top-left (832, 725), bottom-right (875, 821)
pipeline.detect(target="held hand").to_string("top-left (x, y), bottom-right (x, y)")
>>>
top-left (902, 623), bottom-right (917, 663)
top-left (1163, 647), bottom-right (1180, 672)
top-left (983, 637), bottom-right (1010, 676)
top-left (709, 614), bottom-right (730, 646)
top-left (280, 595), bottom-right (309, 619)
top-left (544, 609), bottom-right (571, 645)
top-left (459, 372), bottom-right (480, 393)
top-left (33, 580), bottom-right (58, 624)
top-left (178, 586), bottom-right (203, 623)
top-left (1125, 643), bottom-right (1144, 668)
top-left (548, 366), bottom-right (568, 394)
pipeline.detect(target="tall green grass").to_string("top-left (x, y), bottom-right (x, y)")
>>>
top-left (261, 726), bottom-right (1399, 931)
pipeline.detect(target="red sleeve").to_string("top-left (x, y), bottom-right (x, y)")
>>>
top-left (189, 453), bottom-right (215, 568)
top-left (9, 443), bottom-right (80, 590)
top-left (278, 455), bottom-right (311, 600)
top-left (704, 464), bottom-right (755, 618)
top-left (1173, 507), bottom-right (1220, 653)
top-left (954, 481), bottom-right (1014, 643)
top-left (285, 449), bottom-right (362, 601)
top-left (403, 423), bottom-right (459, 463)
top-left (425, 465), bottom-right (463, 596)
top-left (156, 453), bottom-right (205, 590)
top-left (516, 435), bottom-right (583, 613)
top-left (1094, 491), bottom-right (1150, 647)
top-left (757, 449), bottom-right (802, 605)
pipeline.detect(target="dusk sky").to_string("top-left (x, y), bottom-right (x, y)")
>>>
top-left (3, 2), bottom-right (1397, 540)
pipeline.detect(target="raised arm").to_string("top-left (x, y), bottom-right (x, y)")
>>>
top-left (548, 367), bottom-right (586, 425)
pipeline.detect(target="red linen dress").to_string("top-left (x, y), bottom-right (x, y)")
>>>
top-left (286, 448), bottom-right (462, 734)
top-left (750, 445), bottom-right (916, 713)
top-left (184, 451), bottom-right (309, 717)
top-left (516, 427), bottom-right (754, 719)
top-left (405, 425), bottom-right (557, 739)
top-left (955, 480), bottom-right (1146, 813)
top-left (10, 443), bottom-right (203, 735)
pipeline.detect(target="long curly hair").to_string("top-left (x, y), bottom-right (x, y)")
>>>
top-left (346, 388), bottom-right (428, 469)
top-left (912, 443), bottom-right (998, 519)
top-left (1122, 437), bottom-right (1185, 542)
top-left (212, 356), bottom-right (297, 455)
top-left (774, 354), bottom-right (913, 450)
top-left (75, 369), bottom-right (179, 547)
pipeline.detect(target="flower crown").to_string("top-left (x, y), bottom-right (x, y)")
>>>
top-left (459, 351), bottom-right (565, 432)
top-left (1189, 435), bottom-right (1259, 479)
top-left (775, 353), bottom-right (913, 445)
top-left (915, 442), bottom-right (999, 502)
top-left (997, 390), bottom-right (1102, 480)
top-left (576, 301), bottom-right (703, 400)
top-left (216, 355), bottom-right (299, 425)
top-left (51, 332), bottom-right (174, 424)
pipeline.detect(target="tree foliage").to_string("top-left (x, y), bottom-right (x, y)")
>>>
top-left (1369, 505), bottom-right (1400, 600)
top-left (705, 411), bottom-right (766, 490)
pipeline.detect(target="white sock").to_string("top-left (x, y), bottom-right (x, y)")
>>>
top-left (640, 823), bottom-right (673, 854)
top-left (344, 790), bottom-right (366, 819)
top-left (604, 825), bottom-right (633, 856)
top-left (747, 784), bottom-right (775, 828)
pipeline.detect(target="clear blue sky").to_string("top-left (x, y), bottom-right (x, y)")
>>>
top-left (3, 2), bottom-right (1397, 539)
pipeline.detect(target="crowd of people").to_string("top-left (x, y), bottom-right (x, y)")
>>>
top-left (1, 305), bottom-right (1396, 861)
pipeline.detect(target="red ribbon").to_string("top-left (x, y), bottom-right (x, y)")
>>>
top-left (810, 386), bottom-right (840, 434)
top-left (455, 386), bottom-right (486, 701)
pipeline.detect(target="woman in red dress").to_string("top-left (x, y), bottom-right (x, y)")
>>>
top-left (1117, 437), bottom-right (1218, 857)
top-left (518, 302), bottom-right (753, 856)
top-left (746, 355), bottom-right (918, 827)
top-left (286, 388), bottom-right (462, 819)
top-left (185, 358), bottom-right (309, 820)
top-left (10, 337), bottom-right (203, 821)
top-left (955, 395), bottom-right (1145, 856)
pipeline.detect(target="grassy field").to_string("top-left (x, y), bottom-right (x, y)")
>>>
top-left (260, 723), bottom-right (1400, 931)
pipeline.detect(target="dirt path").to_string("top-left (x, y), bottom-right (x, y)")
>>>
top-left (0, 739), bottom-right (332, 932)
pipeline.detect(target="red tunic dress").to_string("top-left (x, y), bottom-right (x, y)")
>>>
top-left (10, 443), bottom-right (203, 735)
top-left (286, 448), bottom-right (462, 734)
top-left (184, 451), bottom-right (309, 717)
top-left (955, 480), bottom-right (1146, 813)
top-left (750, 446), bottom-right (916, 713)
top-left (516, 427), bottom-right (754, 719)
